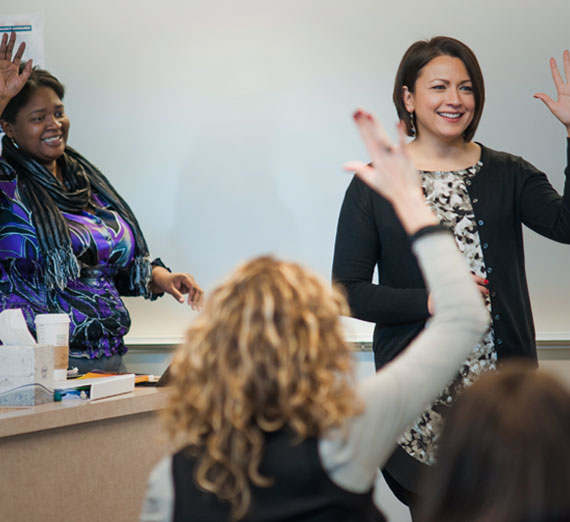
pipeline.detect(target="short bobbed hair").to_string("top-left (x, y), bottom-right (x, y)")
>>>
top-left (164, 256), bottom-right (361, 520)
top-left (393, 36), bottom-right (485, 142)
top-left (1, 65), bottom-right (65, 123)
top-left (420, 362), bottom-right (570, 522)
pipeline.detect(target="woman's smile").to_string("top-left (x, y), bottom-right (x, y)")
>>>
top-left (405, 55), bottom-right (475, 144)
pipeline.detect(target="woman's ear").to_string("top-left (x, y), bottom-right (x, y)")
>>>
top-left (402, 86), bottom-right (414, 113)
top-left (0, 120), bottom-right (14, 139)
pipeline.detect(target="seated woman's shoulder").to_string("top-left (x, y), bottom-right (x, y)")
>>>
top-left (0, 158), bottom-right (16, 181)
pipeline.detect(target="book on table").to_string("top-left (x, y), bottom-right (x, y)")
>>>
top-left (54, 373), bottom-right (135, 401)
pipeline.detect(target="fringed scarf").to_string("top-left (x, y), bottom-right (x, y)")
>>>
top-left (2, 135), bottom-right (152, 293)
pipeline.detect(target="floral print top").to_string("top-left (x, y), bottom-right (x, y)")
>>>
top-left (398, 161), bottom-right (496, 465)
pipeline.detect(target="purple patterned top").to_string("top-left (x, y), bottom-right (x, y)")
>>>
top-left (0, 158), bottom-right (145, 359)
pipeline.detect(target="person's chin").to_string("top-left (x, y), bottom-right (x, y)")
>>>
top-left (40, 147), bottom-right (65, 161)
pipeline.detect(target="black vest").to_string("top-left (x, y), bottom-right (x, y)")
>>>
top-left (172, 429), bottom-right (386, 521)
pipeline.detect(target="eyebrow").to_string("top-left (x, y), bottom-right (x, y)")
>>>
top-left (428, 78), bottom-right (472, 84)
top-left (27, 104), bottom-right (65, 115)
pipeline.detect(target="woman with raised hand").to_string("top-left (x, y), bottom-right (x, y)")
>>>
top-left (333, 36), bottom-right (570, 517)
top-left (140, 109), bottom-right (488, 521)
top-left (0, 32), bottom-right (203, 372)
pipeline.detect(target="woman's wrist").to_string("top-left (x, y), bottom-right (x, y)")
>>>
top-left (149, 265), bottom-right (169, 294)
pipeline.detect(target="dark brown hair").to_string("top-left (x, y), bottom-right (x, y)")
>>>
top-left (392, 36), bottom-right (485, 141)
top-left (419, 363), bottom-right (570, 522)
top-left (1, 65), bottom-right (65, 123)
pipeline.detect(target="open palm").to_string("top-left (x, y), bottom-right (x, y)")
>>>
top-left (534, 50), bottom-right (570, 131)
top-left (344, 108), bottom-right (421, 203)
top-left (0, 32), bottom-right (32, 104)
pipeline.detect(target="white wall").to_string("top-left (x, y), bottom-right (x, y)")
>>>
top-left (3, 0), bottom-right (570, 343)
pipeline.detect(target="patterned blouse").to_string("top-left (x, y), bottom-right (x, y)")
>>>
top-left (398, 161), bottom-right (496, 465)
top-left (0, 158), bottom-right (143, 359)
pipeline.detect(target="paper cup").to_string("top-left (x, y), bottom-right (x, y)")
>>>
top-left (35, 313), bottom-right (70, 382)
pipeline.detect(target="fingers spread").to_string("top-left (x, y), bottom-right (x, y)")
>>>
top-left (13, 41), bottom-right (26, 63)
top-left (354, 109), bottom-right (394, 163)
top-left (6, 31), bottom-right (16, 57)
top-left (534, 93), bottom-right (556, 112)
top-left (550, 56), bottom-right (564, 91)
top-left (345, 162), bottom-right (377, 189)
top-left (342, 160), bottom-right (368, 172)
top-left (0, 33), bottom-right (8, 60)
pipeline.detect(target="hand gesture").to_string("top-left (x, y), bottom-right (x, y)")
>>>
top-left (534, 50), bottom-right (570, 135)
top-left (150, 266), bottom-right (204, 310)
top-left (344, 108), bottom-right (438, 234)
top-left (344, 109), bottom-right (421, 201)
top-left (0, 32), bottom-right (32, 107)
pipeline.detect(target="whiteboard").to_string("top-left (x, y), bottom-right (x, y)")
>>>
top-left (3, 0), bottom-right (570, 342)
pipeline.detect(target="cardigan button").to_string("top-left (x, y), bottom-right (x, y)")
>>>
top-left (472, 198), bottom-right (479, 203)
top-left (494, 314), bottom-right (501, 320)
top-left (497, 338), bottom-right (503, 345)
top-left (491, 291), bottom-right (497, 298)
top-left (478, 220), bottom-right (484, 226)
top-left (466, 180), bottom-right (472, 186)
top-left (487, 267), bottom-right (493, 273)
top-left (483, 242), bottom-right (488, 249)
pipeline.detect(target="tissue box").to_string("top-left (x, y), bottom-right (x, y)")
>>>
top-left (0, 344), bottom-right (54, 406)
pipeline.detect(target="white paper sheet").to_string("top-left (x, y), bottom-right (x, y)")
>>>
top-left (0, 12), bottom-right (44, 66)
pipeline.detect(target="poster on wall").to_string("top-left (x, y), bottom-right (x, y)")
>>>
top-left (0, 12), bottom-right (44, 154)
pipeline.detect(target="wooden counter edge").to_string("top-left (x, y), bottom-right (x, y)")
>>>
top-left (0, 386), bottom-right (170, 439)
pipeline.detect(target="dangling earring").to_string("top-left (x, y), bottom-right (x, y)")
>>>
top-left (409, 111), bottom-right (416, 137)
top-left (10, 138), bottom-right (20, 149)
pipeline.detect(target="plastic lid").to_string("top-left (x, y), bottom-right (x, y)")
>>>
top-left (35, 313), bottom-right (71, 324)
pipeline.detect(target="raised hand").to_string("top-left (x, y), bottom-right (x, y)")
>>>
top-left (0, 32), bottom-right (33, 109)
top-left (534, 50), bottom-right (570, 136)
top-left (344, 108), bottom-right (438, 234)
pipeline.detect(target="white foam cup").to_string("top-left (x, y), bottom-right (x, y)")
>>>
top-left (35, 313), bottom-right (70, 382)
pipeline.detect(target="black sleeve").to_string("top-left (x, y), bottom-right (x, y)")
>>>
top-left (519, 139), bottom-right (570, 243)
top-left (332, 176), bottom-right (430, 326)
top-left (114, 257), bottom-right (170, 300)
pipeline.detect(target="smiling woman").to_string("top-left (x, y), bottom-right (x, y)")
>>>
top-left (402, 56), bottom-right (476, 152)
top-left (332, 35), bottom-right (570, 520)
top-left (2, 84), bottom-right (70, 179)
top-left (0, 32), bottom-right (204, 373)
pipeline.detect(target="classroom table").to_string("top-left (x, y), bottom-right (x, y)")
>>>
top-left (0, 387), bottom-right (169, 522)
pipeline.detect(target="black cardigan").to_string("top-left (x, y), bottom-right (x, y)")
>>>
top-left (333, 140), bottom-right (570, 371)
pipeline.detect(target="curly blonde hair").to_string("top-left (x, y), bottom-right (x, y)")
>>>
top-left (163, 256), bottom-right (362, 519)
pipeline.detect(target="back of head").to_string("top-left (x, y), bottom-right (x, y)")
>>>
top-left (0, 65), bottom-right (64, 123)
top-left (420, 362), bottom-right (570, 522)
top-left (164, 255), bottom-right (360, 519)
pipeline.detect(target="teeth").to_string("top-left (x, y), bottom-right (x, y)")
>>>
top-left (439, 112), bottom-right (461, 119)
top-left (42, 136), bottom-right (61, 143)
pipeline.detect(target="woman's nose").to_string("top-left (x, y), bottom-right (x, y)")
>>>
top-left (445, 88), bottom-right (461, 105)
top-left (45, 114), bottom-right (62, 128)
